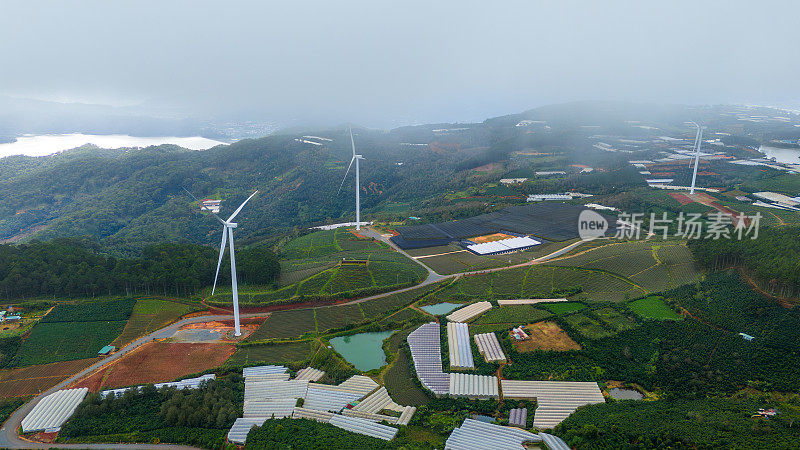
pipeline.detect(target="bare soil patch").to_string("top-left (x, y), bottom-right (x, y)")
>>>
top-left (513, 321), bottom-right (581, 352)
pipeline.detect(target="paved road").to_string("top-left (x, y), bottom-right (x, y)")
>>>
top-left (0, 231), bottom-right (586, 448)
top-left (0, 312), bottom-right (268, 450)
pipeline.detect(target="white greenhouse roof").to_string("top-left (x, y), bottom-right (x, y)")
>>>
top-left (497, 298), bottom-right (567, 306)
top-left (474, 332), bottom-right (506, 363)
top-left (407, 323), bottom-right (449, 395)
top-left (500, 380), bottom-right (604, 429)
top-left (243, 398), bottom-right (296, 418)
top-left (243, 373), bottom-right (290, 382)
top-left (447, 322), bottom-right (474, 369)
top-left (244, 380), bottom-right (309, 402)
top-left (304, 386), bottom-right (363, 413)
top-left (101, 374), bottom-right (215, 398)
top-left (448, 373), bottom-right (498, 399)
top-left (243, 365), bottom-right (288, 378)
top-left (446, 302), bottom-right (492, 323)
top-left (295, 367), bottom-right (325, 382)
top-left (337, 375), bottom-right (379, 396)
top-left (466, 236), bottom-right (541, 255)
top-left (21, 388), bottom-right (88, 433)
top-left (227, 417), bottom-right (267, 444)
top-left (352, 386), bottom-right (404, 414)
top-left (445, 418), bottom-right (540, 450)
top-left (292, 406), bottom-right (334, 423)
top-left (329, 415), bottom-right (399, 441)
top-left (341, 408), bottom-right (399, 424)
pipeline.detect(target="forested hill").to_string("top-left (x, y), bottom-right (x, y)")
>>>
top-left (1, 102), bottom-right (797, 254)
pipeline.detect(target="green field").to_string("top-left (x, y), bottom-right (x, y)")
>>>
top-left (41, 297), bottom-right (136, 323)
top-left (546, 240), bottom-right (701, 294)
top-left (628, 296), bottom-right (682, 320)
top-left (248, 309), bottom-right (317, 340)
top-left (541, 301), bottom-right (586, 315)
top-left (383, 348), bottom-right (430, 406)
top-left (227, 341), bottom-right (317, 366)
top-left (591, 307), bottom-right (639, 332)
top-left (113, 298), bottom-right (199, 346)
top-left (315, 304), bottom-right (365, 334)
top-left (414, 240), bottom-right (577, 275)
top-left (471, 305), bottom-right (552, 324)
top-left (12, 320), bottom-right (127, 366)
top-left (562, 313), bottom-right (613, 339)
top-left (425, 265), bottom-right (644, 304)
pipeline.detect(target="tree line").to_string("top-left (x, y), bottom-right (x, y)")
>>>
top-left (0, 237), bottom-right (280, 300)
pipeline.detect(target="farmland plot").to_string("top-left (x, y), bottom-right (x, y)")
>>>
top-left (13, 320), bottom-right (127, 366)
top-left (562, 313), bottom-right (613, 339)
top-left (248, 309), bottom-right (316, 340)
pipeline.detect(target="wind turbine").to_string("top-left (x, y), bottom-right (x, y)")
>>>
top-left (688, 121), bottom-right (704, 195)
top-left (337, 127), bottom-right (365, 230)
top-left (185, 188), bottom-right (258, 336)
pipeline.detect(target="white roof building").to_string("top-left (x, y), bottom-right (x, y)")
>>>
top-left (500, 380), bottom-right (604, 429)
top-left (474, 332), bottom-right (506, 363)
top-left (447, 322), bottom-right (475, 369)
top-left (466, 236), bottom-right (542, 255)
top-left (407, 323), bottom-right (449, 395)
top-left (445, 418), bottom-right (541, 449)
top-left (449, 373), bottom-right (498, 399)
top-left (446, 302), bottom-right (493, 323)
top-left (21, 388), bottom-right (88, 433)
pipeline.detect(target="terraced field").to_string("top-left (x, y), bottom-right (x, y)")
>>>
top-left (113, 298), bottom-right (199, 346)
top-left (471, 305), bottom-right (552, 325)
top-left (248, 309), bottom-right (317, 340)
top-left (227, 340), bottom-right (317, 366)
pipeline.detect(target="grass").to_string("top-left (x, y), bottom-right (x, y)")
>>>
top-left (12, 320), bottom-right (128, 366)
top-left (562, 313), bottom-right (613, 340)
top-left (471, 305), bottom-right (552, 325)
top-left (315, 304), bottom-right (365, 334)
top-left (113, 298), bottom-right (198, 346)
top-left (628, 296), bottom-right (682, 320)
top-left (542, 302), bottom-right (586, 315)
top-left (591, 307), bottom-right (638, 332)
top-left (227, 341), bottom-right (316, 366)
top-left (383, 348), bottom-right (430, 406)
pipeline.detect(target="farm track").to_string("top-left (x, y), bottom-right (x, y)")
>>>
top-left (0, 230), bottom-right (586, 449)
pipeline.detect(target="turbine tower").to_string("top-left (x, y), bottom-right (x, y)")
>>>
top-left (337, 127), bottom-right (365, 230)
top-left (689, 121), bottom-right (703, 195)
top-left (185, 189), bottom-right (258, 336)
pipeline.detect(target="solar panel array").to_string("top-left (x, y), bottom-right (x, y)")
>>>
top-left (445, 418), bottom-right (540, 450)
top-left (407, 322), bottom-right (449, 395)
top-left (21, 388), bottom-right (89, 433)
top-left (446, 302), bottom-right (492, 323)
top-left (474, 332), bottom-right (506, 363)
top-left (447, 322), bottom-right (474, 369)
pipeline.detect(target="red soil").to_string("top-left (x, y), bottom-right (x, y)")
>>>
top-left (71, 341), bottom-right (235, 392)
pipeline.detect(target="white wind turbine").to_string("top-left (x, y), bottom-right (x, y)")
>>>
top-left (185, 189), bottom-right (258, 336)
top-left (337, 127), bottom-right (365, 230)
top-left (688, 121), bottom-right (704, 195)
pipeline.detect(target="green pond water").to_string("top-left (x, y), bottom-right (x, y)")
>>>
top-left (420, 302), bottom-right (462, 315)
top-left (329, 331), bottom-right (395, 371)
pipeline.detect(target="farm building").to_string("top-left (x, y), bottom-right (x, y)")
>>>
top-left (511, 326), bottom-right (529, 340)
top-left (244, 380), bottom-right (309, 402)
top-left (445, 418), bottom-right (541, 449)
top-left (227, 417), bottom-right (269, 444)
top-left (97, 345), bottom-right (115, 356)
top-left (21, 388), bottom-right (88, 433)
top-left (295, 367), bottom-right (325, 381)
top-left (407, 322), bottom-right (449, 395)
top-left (101, 374), bottom-right (216, 398)
top-left (243, 398), bottom-right (296, 418)
top-left (304, 385), bottom-right (363, 412)
top-left (446, 301), bottom-right (492, 323)
top-left (473, 332), bottom-right (506, 363)
top-left (465, 236), bottom-right (541, 255)
top-left (328, 415), bottom-right (399, 441)
top-left (448, 373), bottom-right (498, 399)
top-left (500, 380), bottom-right (604, 429)
top-left (243, 365), bottom-right (288, 378)
top-left (526, 194), bottom-right (571, 202)
top-left (447, 322), bottom-right (475, 369)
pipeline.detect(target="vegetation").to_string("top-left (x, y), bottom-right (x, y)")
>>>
top-left (0, 238), bottom-right (279, 300)
top-left (471, 305), bottom-right (552, 324)
top-left (627, 296), bottom-right (681, 320)
top-left (59, 377), bottom-right (243, 449)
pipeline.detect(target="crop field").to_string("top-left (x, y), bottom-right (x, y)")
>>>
top-left (315, 304), bottom-right (365, 333)
top-left (12, 320), bottom-right (128, 367)
top-left (591, 307), bottom-right (638, 332)
top-left (628, 296), bottom-right (682, 320)
top-left (383, 349), bottom-right (429, 406)
top-left (416, 240), bottom-right (577, 275)
top-left (361, 280), bottom-right (450, 317)
top-left (248, 309), bottom-right (317, 340)
top-left (0, 359), bottom-right (95, 397)
top-left (113, 298), bottom-right (198, 346)
top-left (227, 341), bottom-right (317, 367)
top-left (562, 313), bottom-right (613, 339)
top-left (468, 323), bottom-right (514, 335)
top-left (541, 302), bottom-right (586, 315)
top-left (426, 265), bottom-right (644, 304)
top-left (72, 342), bottom-right (235, 391)
top-left (379, 307), bottom-right (426, 327)
top-left (515, 321), bottom-right (581, 352)
top-left (545, 240), bottom-right (701, 294)
top-left (471, 305), bottom-right (552, 325)
top-left (41, 297), bottom-right (137, 323)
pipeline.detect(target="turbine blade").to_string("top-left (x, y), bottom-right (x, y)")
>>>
top-left (337, 156), bottom-right (355, 195)
top-left (349, 127), bottom-right (356, 157)
top-left (227, 190), bottom-right (258, 222)
top-left (212, 227), bottom-right (228, 296)
top-left (183, 187), bottom-right (225, 224)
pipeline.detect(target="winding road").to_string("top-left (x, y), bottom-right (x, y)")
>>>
top-left (0, 228), bottom-right (586, 449)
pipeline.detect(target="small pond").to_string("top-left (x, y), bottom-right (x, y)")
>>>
top-left (329, 330), bottom-right (395, 371)
top-left (420, 302), bottom-right (462, 315)
top-left (608, 388), bottom-right (644, 400)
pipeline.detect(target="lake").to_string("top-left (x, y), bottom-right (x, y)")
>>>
top-left (329, 330), bottom-right (395, 371)
top-left (0, 133), bottom-right (228, 158)
top-left (420, 302), bottom-right (462, 315)
top-left (759, 145), bottom-right (800, 164)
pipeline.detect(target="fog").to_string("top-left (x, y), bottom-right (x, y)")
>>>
top-left (1, 0), bottom-right (799, 128)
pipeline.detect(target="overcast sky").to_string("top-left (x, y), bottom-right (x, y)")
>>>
top-left (1, 0), bottom-right (799, 127)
